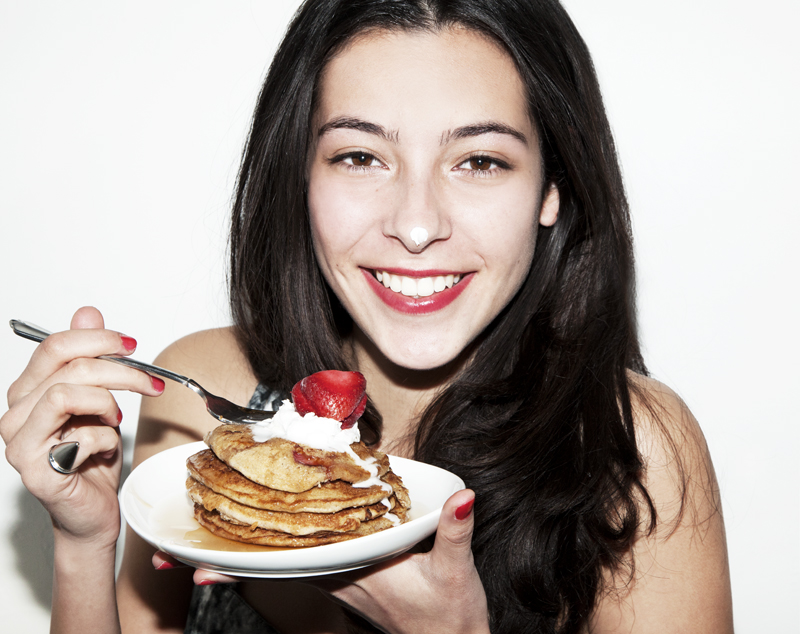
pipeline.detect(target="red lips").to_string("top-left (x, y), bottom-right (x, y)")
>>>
top-left (361, 269), bottom-right (472, 315)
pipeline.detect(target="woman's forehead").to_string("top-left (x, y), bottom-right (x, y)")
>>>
top-left (313, 27), bottom-right (534, 142)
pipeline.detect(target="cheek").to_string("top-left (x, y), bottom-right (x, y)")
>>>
top-left (458, 184), bottom-right (540, 269)
top-left (308, 175), bottom-right (378, 268)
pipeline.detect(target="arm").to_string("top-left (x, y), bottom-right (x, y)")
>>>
top-left (50, 537), bottom-right (121, 634)
top-left (116, 327), bottom-right (258, 632)
top-left (591, 377), bottom-right (733, 633)
top-left (1, 307), bottom-right (162, 634)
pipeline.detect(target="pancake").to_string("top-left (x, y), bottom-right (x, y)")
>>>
top-left (194, 504), bottom-right (409, 548)
top-left (189, 388), bottom-right (412, 548)
top-left (187, 449), bottom-right (391, 513)
top-left (186, 478), bottom-right (397, 535)
top-left (205, 424), bottom-right (390, 493)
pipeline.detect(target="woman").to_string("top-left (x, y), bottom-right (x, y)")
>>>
top-left (1, 0), bottom-right (732, 632)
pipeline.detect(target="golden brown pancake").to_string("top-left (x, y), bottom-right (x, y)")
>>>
top-left (187, 478), bottom-right (398, 536)
top-left (189, 417), bottom-right (411, 548)
top-left (193, 504), bottom-right (409, 548)
top-left (187, 449), bottom-right (393, 513)
top-left (380, 471), bottom-right (412, 511)
top-left (205, 424), bottom-right (390, 493)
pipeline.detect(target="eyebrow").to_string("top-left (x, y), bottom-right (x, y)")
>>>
top-left (316, 117), bottom-right (529, 147)
top-left (440, 122), bottom-right (529, 146)
top-left (317, 116), bottom-right (400, 144)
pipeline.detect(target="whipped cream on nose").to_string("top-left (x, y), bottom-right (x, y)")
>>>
top-left (410, 227), bottom-right (428, 246)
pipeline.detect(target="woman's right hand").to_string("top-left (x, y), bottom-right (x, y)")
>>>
top-left (0, 306), bottom-right (164, 549)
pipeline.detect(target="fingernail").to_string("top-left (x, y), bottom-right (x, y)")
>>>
top-left (197, 579), bottom-right (218, 586)
top-left (155, 561), bottom-right (176, 571)
top-left (117, 409), bottom-right (123, 424)
top-left (120, 336), bottom-right (137, 352)
top-left (151, 376), bottom-right (165, 393)
top-left (455, 499), bottom-right (474, 520)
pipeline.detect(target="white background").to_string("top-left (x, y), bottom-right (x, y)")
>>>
top-left (1, 1), bottom-right (797, 631)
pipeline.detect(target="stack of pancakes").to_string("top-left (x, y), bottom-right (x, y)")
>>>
top-left (186, 424), bottom-right (411, 547)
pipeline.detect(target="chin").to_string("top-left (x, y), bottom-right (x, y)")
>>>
top-left (391, 354), bottom-right (455, 372)
top-left (378, 336), bottom-right (470, 373)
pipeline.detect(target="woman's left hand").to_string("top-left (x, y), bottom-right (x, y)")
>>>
top-left (313, 488), bottom-right (488, 634)
top-left (186, 488), bottom-right (490, 634)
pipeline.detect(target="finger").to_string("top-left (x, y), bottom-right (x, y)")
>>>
top-left (3, 356), bottom-right (165, 442)
top-left (10, 329), bottom-right (138, 401)
top-left (193, 569), bottom-right (239, 585)
top-left (429, 489), bottom-right (476, 572)
top-left (70, 306), bottom-right (105, 330)
top-left (8, 356), bottom-right (162, 435)
top-left (52, 423), bottom-right (121, 469)
top-left (5, 384), bottom-right (122, 464)
top-left (152, 551), bottom-right (189, 571)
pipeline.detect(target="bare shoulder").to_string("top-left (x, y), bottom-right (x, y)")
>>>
top-left (626, 373), bottom-right (721, 532)
top-left (153, 327), bottom-right (255, 400)
top-left (132, 327), bottom-right (258, 467)
top-left (590, 373), bottom-right (733, 633)
top-left (628, 372), bottom-right (703, 458)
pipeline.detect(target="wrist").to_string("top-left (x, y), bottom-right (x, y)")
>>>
top-left (50, 536), bottom-right (121, 634)
top-left (53, 529), bottom-right (118, 571)
top-left (51, 514), bottom-right (120, 552)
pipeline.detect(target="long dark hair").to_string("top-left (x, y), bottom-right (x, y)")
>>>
top-left (229, 1), bottom-right (656, 632)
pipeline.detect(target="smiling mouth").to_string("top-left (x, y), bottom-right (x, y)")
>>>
top-left (372, 270), bottom-right (463, 298)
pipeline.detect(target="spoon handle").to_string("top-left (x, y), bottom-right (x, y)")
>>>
top-left (9, 319), bottom-right (192, 387)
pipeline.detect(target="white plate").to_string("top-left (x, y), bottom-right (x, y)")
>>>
top-left (120, 441), bottom-right (464, 578)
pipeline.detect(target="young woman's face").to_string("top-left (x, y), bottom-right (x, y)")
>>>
top-left (308, 28), bottom-right (559, 371)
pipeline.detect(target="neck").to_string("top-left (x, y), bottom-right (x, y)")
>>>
top-left (345, 328), bottom-right (465, 455)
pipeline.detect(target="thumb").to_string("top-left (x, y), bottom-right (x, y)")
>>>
top-left (70, 306), bottom-right (105, 330)
top-left (430, 489), bottom-right (476, 571)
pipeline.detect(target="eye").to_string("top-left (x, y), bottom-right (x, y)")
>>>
top-left (455, 154), bottom-right (510, 175)
top-left (467, 156), bottom-right (493, 171)
top-left (332, 151), bottom-right (385, 169)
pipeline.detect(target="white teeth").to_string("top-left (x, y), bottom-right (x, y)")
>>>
top-left (375, 271), bottom-right (463, 297)
top-left (417, 277), bottom-right (435, 297)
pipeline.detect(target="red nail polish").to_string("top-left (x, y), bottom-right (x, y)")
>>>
top-left (155, 561), bottom-right (175, 571)
top-left (455, 499), bottom-right (474, 520)
top-left (120, 336), bottom-right (137, 352)
top-left (117, 409), bottom-right (123, 424)
top-left (197, 579), bottom-right (218, 586)
top-left (151, 376), bottom-right (166, 393)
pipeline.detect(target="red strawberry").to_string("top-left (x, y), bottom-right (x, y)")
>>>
top-left (291, 370), bottom-right (367, 428)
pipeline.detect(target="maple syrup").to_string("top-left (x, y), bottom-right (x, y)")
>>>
top-left (182, 526), bottom-right (288, 553)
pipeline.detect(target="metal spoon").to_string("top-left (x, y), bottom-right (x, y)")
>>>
top-left (10, 320), bottom-right (275, 425)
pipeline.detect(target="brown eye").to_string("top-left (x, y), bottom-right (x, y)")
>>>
top-left (468, 156), bottom-right (493, 170)
top-left (351, 153), bottom-right (373, 167)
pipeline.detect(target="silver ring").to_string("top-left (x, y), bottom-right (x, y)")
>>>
top-left (48, 441), bottom-right (80, 474)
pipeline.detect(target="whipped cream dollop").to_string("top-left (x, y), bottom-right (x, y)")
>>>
top-left (250, 399), bottom-right (361, 449)
top-left (249, 399), bottom-right (393, 494)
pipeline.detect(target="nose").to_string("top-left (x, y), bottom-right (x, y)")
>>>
top-left (383, 171), bottom-right (452, 253)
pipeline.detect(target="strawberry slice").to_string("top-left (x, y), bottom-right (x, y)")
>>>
top-left (291, 370), bottom-right (367, 427)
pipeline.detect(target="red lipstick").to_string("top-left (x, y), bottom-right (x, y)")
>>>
top-left (361, 268), bottom-right (472, 315)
